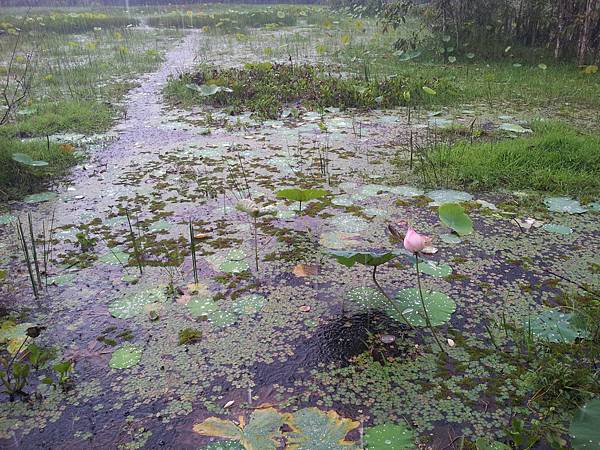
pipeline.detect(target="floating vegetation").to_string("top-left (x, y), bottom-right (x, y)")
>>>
top-left (391, 288), bottom-right (456, 327)
top-left (109, 287), bottom-right (167, 319)
top-left (109, 345), bottom-right (142, 369)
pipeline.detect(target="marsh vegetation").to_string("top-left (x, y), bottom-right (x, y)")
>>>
top-left (0, 2), bottom-right (599, 449)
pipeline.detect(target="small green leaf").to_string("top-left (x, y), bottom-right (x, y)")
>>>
top-left (109, 344), bottom-right (142, 369)
top-left (439, 203), bottom-right (473, 236)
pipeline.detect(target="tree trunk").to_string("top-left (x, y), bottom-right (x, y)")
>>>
top-left (555, 0), bottom-right (565, 59)
top-left (578, 0), bottom-right (597, 64)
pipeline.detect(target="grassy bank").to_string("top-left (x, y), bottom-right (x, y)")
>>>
top-left (422, 122), bottom-right (600, 198)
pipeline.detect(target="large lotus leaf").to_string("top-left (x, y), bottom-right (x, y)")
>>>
top-left (12, 153), bottom-right (49, 167)
top-left (570, 397), bottom-right (600, 449)
top-left (331, 214), bottom-right (369, 233)
top-left (426, 189), bottom-right (472, 205)
top-left (542, 223), bottom-right (573, 235)
top-left (346, 287), bottom-right (387, 309)
top-left (544, 197), bottom-right (587, 214)
top-left (439, 203), bottom-right (473, 236)
top-left (98, 250), bottom-right (129, 266)
top-left (23, 192), bottom-right (58, 203)
top-left (276, 188), bottom-right (328, 203)
top-left (220, 259), bottom-right (250, 273)
top-left (187, 297), bottom-right (218, 317)
top-left (194, 408), bottom-right (285, 450)
top-left (201, 442), bottom-right (245, 450)
top-left (208, 310), bottom-right (238, 328)
top-left (526, 309), bottom-right (588, 343)
top-left (329, 250), bottom-right (397, 268)
top-left (226, 249), bottom-right (247, 261)
top-left (319, 232), bottom-right (361, 250)
top-left (364, 423), bottom-right (415, 449)
top-left (285, 408), bottom-right (359, 449)
top-left (475, 438), bottom-right (511, 450)
top-left (231, 294), bottom-right (265, 315)
top-left (416, 260), bottom-right (453, 277)
top-left (390, 288), bottom-right (456, 327)
top-left (109, 287), bottom-right (166, 319)
top-left (109, 344), bottom-right (142, 369)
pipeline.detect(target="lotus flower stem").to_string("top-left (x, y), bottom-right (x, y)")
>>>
top-left (125, 209), bottom-right (143, 275)
top-left (253, 216), bottom-right (259, 271)
top-left (16, 218), bottom-right (38, 299)
top-left (371, 265), bottom-right (413, 330)
top-left (28, 213), bottom-right (43, 289)
top-left (189, 220), bottom-right (198, 284)
top-left (415, 254), bottom-right (446, 354)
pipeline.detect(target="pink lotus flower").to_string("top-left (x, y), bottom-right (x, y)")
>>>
top-left (403, 227), bottom-right (432, 254)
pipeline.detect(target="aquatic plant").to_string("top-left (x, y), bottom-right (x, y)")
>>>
top-left (235, 198), bottom-right (274, 271)
top-left (276, 188), bottom-right (328, 213)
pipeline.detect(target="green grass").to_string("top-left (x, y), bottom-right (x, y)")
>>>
top-left (166, 62), bottom-right (454, 118)
top-left (0, 100), bottom-right (114, 138)
top-left (425, 122), bottom-right (600, 197)
top-left (0, 136), bottom-right (78, 200)
top-left (0, 11), bottom-right (139, 34)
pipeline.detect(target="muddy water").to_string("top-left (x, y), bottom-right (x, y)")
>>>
top-left (1, 27), bottom-right (598, 450)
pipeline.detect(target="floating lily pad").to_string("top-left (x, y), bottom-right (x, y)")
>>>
top-left (346, 287), bottom-right (387, 309)
top-left (98, 250), bottom-right (129, 266)
top-left (285, 408), bottom-right (360, 449)
top-left (526, 309), bottom-right (587, 343)
top-left (499, 123), bottom-right (532, 133)
top-left (47, 273), bottom-right (76, 286)
top-left (109, 287), bottom-right (166, 319)
top-left (330, 250), bottom-right (398, 268)
top-left (109, 344), bottom-right (142, 369)
top-left (389, 185), bottom-right (424, 197)
top-left (417, 260), bottom-right (453, 277)
top-left (331, 214), bottom-right (368, 233)
top-left (23, 192), bottom-right (59, 204)
top-left (226, 249), bottom-right (246, 261)
top-left (440, 233), bottom-right (462, 244)
top-left (542, 223), bottom-right (573, 235)
top-left (390, 288), bottom-right (456, 327)
top-left (570, 397), bottom-right (600, 450)
top-left (187, 297), bottom-right (218, 317)
top-left (0, 214), bottom-right (16, 225)
top-left (364, 423), bottom-right (415, 449)
top-left (148, 219), bottom-right (172, 232)
top-left (544, 197), bottom-right (587, 214)
top-left (231, 294), bottom-right (266, 315)
top-left (426, 189), bottom-right (473, 205)
top-left (319, 231), bottom-right (361, 249)
top-left (220, 259), bottom-right (250, 273)
top-left (209, 310), bottom-right (238, 328)
top-left (12, 153), bottom-right (49, 167)
top-left (332, 196), bottom-right (354, 207)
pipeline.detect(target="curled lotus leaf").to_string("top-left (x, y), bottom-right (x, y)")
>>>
top-left (439, 203), bottom-right (473, 236)
top-left (329, 250), bottom-right (398, 268)
top-left (285, 407), bottom-right (360, 449)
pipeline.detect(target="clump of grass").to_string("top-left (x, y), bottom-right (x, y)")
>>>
top-left (166, 62), bottom-right (455, 118)
top-left (0, 137), bottom-right (78, 200)
top-left (425, 122), bottom-right (600, 197)
top-left (0, 12), bottom-right (139, 34)
top-left (0, 101), bottom-right (114, 139)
